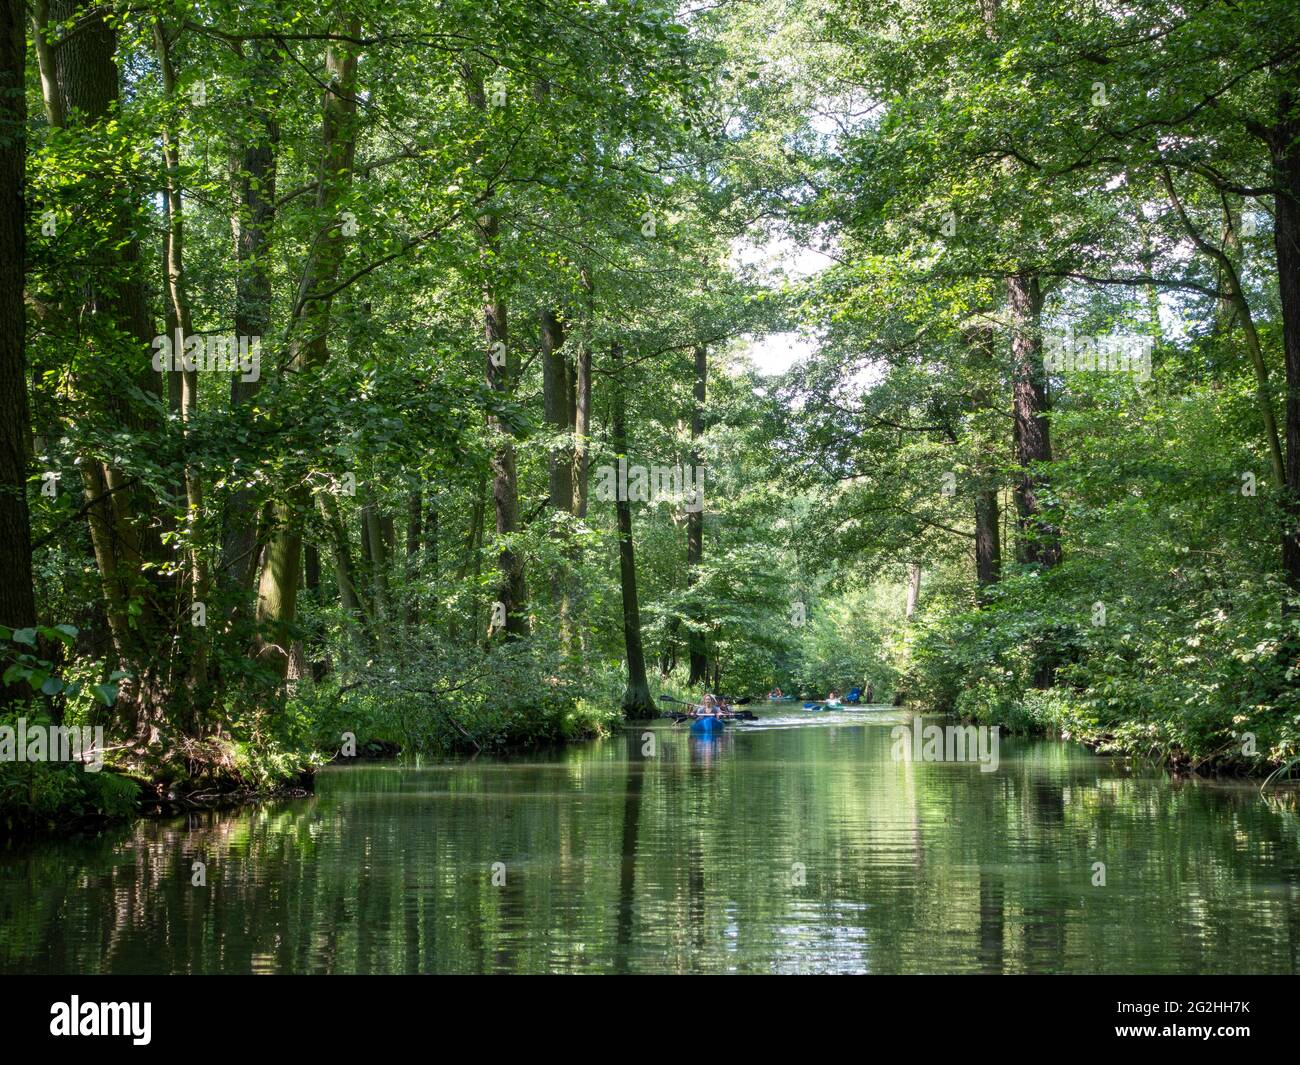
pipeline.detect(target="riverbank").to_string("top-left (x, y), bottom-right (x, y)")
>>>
top-left (10, 673), bottom-right (1293, 846)
top-left (1, 681), bottom-right (620, 840)
top-left (947, 683), bottom-right (1300, 781)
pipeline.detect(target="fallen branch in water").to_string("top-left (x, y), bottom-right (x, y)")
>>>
top-left (446, 715), bottom-right (481, 753)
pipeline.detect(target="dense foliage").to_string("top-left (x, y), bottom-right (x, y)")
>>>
top-left (3, 0), bottom-right (1300, 830)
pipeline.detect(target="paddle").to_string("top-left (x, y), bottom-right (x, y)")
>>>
top-left (658, 695), bottom-right (756, 722)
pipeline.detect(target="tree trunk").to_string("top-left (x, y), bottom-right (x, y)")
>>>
top-left (363, 489), bottom-right (390, 625)
top-left (1008, 272), bottom-right (1060, 568)
top-left (1271, 69), bottom-right (1300, 616)
top-left (572, 267), bottom-right (594, 518)
top-left (303, 542), bottom-right (327, 681)
top-left (541, 306), bottom-right (573, 644)
top-left (542, 309), bottom-right (572, 510)
top-left (0, 0), bottom-right (35, 671)
top-left (975, 490), bottom-right (1002, 596)
top-left (965, 322), bottom-right (1002, 601)
top-left (659, 622), bottom-right (678, 677)
top-left (406, 488), bottom-right (421, 627)
top-left (905, 564), bottom-right (922, 621)
top-left (315, 492), bottom-right (369, 654)
top-left (612, 344), bottom-right (655, 719)
top-left (452, 475), bottom-right (487, 644)
top-left (48, 0), bottom-right (170, 727)
top-left (154, 20), bottom-right (208, 714)
top-left (223, 39), bottom-right (280, 597)
top-left (424, 494), bottom-right (439, 629)
top-left (29, 1), bottom-right (61, 129)
top-left (687, 343), bottom-right (708, 685)
top-left (466, 70), bottom-right (527, 639)
top-left (255, 21), bottom-right (361, 676)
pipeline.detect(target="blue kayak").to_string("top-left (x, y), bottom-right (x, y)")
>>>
top-left (690, 715), bottom-right (727, 735)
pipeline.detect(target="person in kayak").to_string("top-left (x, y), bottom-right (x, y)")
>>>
top-left (769, 687), bottom-right (783, 699)
top-left (827, 689), bottom-right (841, 702)
top-left (696, 694), bottom-right (722, 718)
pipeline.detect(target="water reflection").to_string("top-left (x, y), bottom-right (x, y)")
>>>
top-left (1, 708), bottom-right (1298, 973)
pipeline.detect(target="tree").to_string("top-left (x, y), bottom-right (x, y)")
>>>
top-left (0, 0), bottom-right (34, 660)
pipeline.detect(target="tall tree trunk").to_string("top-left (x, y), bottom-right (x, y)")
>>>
top-left (47, 0), bottom-right (169, 728)
top-left (659, 623), bottom-right (678, 677)
top-left (29, 1), bottom-right (61, 129)
top-left (480, 222), bottom-right (527, 639)
top-left (612, 344), bottom-right (655, 719)
top-left (452, 476), bottom-right (487, 644)
top-left (301, 542), bottom-right (326, 681)
top-left (1008, 272), bottom-right (1060, 568)
top-left (405, 488), bottom-right (422, 627)
top-left (424, 494), bottom-right (438, 630)
top-left (0, 0), bottom-right (35, 681)
top-left (905, 564), bottom-right (922, 620)
top-left (541, 307), bottom-right (573, 644)
top-left (222, 39), bottom-right (280, 598)
top-left (315, 492), bottom-right (369, 656)
top-left (1161, 162), bottom-right (1295, 638)
top-left (154, 20), bottom-right (208, 715)
top-left (567, 278), bottom-right (592, 656)
top-left (572, 267), bottom-right (594, 519)
top-left (974, 490), bottom-right (1001, 596)
top-left (255, 21), bottom-right (361, 676)
top-left (965, 322), bottom-right (1002, 601)
top-left (687, 343), bottom-right (708, 685)
top-left (466, 70), bottom-right (526, 639)
top-left (1270, 69), bottom-right (1300, 618)
top-left (1161, 166), bottom-right (1285, 488)
top-left (362, 488), bottom-right (390, 626)
top-left (542, 309), bottom-right (572, 511)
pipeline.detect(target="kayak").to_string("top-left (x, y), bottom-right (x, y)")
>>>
top-left (804, 701), bottom-right (843, 710)
top-left (690, 715), bottom-right (727, 735)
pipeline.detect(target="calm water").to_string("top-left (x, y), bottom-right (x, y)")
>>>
top-left (2, 704), bottom-right (1299, 974)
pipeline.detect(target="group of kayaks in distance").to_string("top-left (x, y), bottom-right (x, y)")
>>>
top-left (770, 684), bottom-right (874, 711)
top-left (675, 684), bottom-right (877, 734)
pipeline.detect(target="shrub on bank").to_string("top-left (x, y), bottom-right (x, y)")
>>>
top-left (0, 705), bottom-right (140, 833)
top-left (288, 639), bottom-right (621, 758)
top-left (906, 566), bottom-right (1300, 776)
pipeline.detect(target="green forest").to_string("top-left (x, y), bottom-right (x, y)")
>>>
top-left (4, 0), bottom-right (1300, 833)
